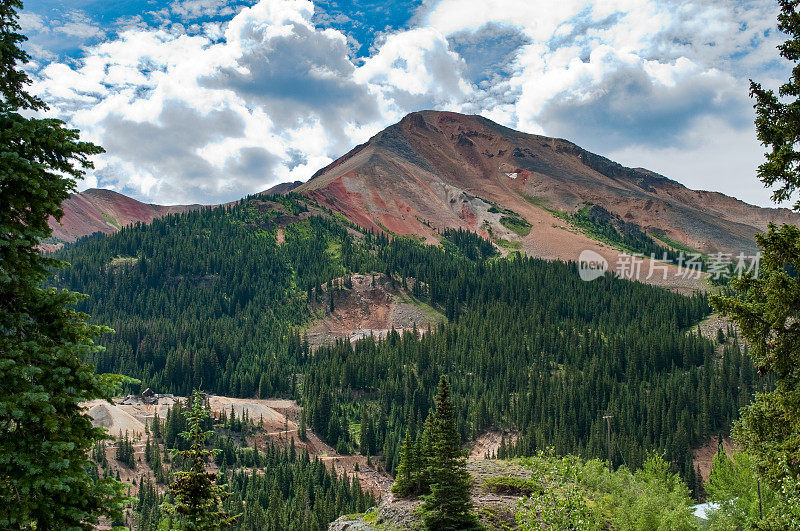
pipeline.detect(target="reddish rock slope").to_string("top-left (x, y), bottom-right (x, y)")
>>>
top-left (48, 188), bottom-right (200, 244)
top-left (295, 110), bottom-right (798, 258)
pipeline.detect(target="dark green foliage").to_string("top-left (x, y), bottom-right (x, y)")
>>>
top-left (710, 1), bottom-right (800, 519)
top-left (115, 432), bottom-right (136, 468)
top-left (392, 427), bottom-right (417, 497)
top-left (499, 214), bottom-right (532, 237)
top-left (52, 205), bottom-right (359, 397)
top-left (482, 476), bottom-right (541, 496)
top-left (392, 378), bottom-right (479, 529)
top-left (51, 195), bottom-right (762, 489)
top-left (712, 224), bottom-right (800, 490)
top-left (419, 377), bottom-right (480, 530)
top-left (135, 399), bottom-right (375, 531)
top-left (136, 476), bottom-right (162, 531)
top-left (225, 448), bottom-right (375, 531)
top-left (303, 253), bottom-right (755, 483)
top-left (566, 204), bottom-right (683, 261)
top-left (162, 390), bottom-right (240, 530)
top-left (0, 1), bottom-right (131, 527)
top-left (92, 441), bottom-right (109, 469)
top-left (750, 0), bottom-right (800, 209)
top-left (441, 228), bottom-right (497, 260)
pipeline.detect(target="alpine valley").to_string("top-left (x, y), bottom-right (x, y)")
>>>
top-left (50, 111), bottom-right (792, 529)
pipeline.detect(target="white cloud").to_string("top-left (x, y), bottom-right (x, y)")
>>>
top-left (55, 11), bottom-right (105, 39)
top-left (19, 13), bottom-right (48, 33)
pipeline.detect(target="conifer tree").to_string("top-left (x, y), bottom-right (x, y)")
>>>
top-left (152, 411), bottom-right (162, 440)
top-left (419, 376), bottom-right (480, 530)
top-left (711, 0), bottom-right (800, 502)
top-left (417, 410), bottom-right (436, 495)
top-left (392, 428), bottom-right (416, 497)
top-left (162, 390), bottom-right (239, 530)
top-left (298, 414), bottom-right (307, 441)
top-left (0, 1), bottom-right (131, 527)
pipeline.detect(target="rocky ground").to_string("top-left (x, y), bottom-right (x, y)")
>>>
top-left (305, 273), bottom-right (443, 348)
top-left (329, 460), bottom-right (531, 530)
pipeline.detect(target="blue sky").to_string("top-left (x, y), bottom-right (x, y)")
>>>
top-left (19, 0), bottom-right (791, 207)
top-left (21, 0), bottom-right (422, 59)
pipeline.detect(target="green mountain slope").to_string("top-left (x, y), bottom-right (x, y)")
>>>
top-left (53, 194), bottom-right (764, 491)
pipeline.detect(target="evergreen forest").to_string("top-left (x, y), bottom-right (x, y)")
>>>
top-left (50, 195), bottom-right (764, 493)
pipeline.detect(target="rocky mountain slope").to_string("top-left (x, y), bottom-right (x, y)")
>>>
top-left (50, 111), bottom-right (798, 265)
top-left (296, 110), bottom-right (798, 259)
top-left (46, 188), bottom-right (199, 247)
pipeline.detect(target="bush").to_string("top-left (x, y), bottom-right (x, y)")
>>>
top-left (514, 452), bottom-right (698, 530)
top-left (484, 476), bottom-right (541, 496)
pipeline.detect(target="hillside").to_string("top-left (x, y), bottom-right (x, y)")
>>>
top-left (51, 194), bottom-right (761, 501)
top-left (296, 110), bottom-right (798, 259)
top-left (332, 454), bottom-right (701, 530)
top-left (45, 188), bottom-right (199, 248)
top-left (50, 112), bottom-right (797, 270)
top-left (43, 114), bottom-right (780, 529)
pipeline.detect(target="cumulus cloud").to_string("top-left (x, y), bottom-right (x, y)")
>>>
top-left (536, 56), bottom-right (751, 151)
top-left (204, 21), bottom-right (379, 150)
top-left (23, 0), bottom-right (791, 206)
top-left (355, 27), bottom-right (470, 119)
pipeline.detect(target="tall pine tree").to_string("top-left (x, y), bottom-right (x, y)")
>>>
top-left (392, 427), bottom-right (416, 497)
top-left (162, 390), bottom-right (239, 530)
top-left (419, 376), bottom-right (480, 530)
top-left (711, 0), bottom-right (800, 525)
top-left (0, 1), bottom-right (131, 527)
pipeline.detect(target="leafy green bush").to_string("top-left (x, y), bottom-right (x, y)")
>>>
top-left (703, 449), bottom-right (800, 529)
top-left (484, 476), bottom-right (542, 496)
top-left (515, 452), bottom-right (698, 530)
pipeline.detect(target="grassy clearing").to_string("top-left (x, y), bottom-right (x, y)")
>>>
top-left (500, 215), bottom-right (532, 237)
top-left (520, 193), bottom-right (555, 212)
top-left (651, 232), bottom-right (701, 255)
top-left (398, 292), bottom-right (446, 324)
top-left (496, 238), bottom-right (522, 250)
top-left (102, 212), bottom-right (121, 230)
top-left (107, 255), bottom-right (138, 269)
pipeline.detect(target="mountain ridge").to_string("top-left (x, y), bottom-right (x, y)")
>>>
top-left (49, 111), bottom-right (799, 262)
top-left (295, 110), bottom-right (798, 258)
top-left (46, 188), bottom-right (200, 248)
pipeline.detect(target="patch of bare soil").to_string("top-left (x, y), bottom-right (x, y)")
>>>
top-left (84, 394), bottom-right (395, 501)
top-left (693, 435), bottom-right (737, 483)
top-left (84, 397), bottom-right (177, 438)
top-left (306, 273), bottom-right (443, 348)
top-left (468, 429), bottom-right (520, 461)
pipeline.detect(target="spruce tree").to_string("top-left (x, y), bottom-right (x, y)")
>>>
top-left (391, 428), bottom-right (416, 497)
top-left (162, 390), bottom-right (239, 530)
top-left (713, 0), bottom-right (800, 479)
top-left (710, 0), bottom-right (800, 523)
top-left (0, 1), bottom-right (131, 527)
top-left (417, 410), bottom-right (436, 495)
top-left (419, 376), bottom-right (480, 530)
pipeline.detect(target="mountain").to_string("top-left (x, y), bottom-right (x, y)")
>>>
top-left (46, 188), bottom-right (199, 247)
top-left (50, 111), bottom-right (798, 266)
top-left (295, 110), bottom-right (798, 258)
